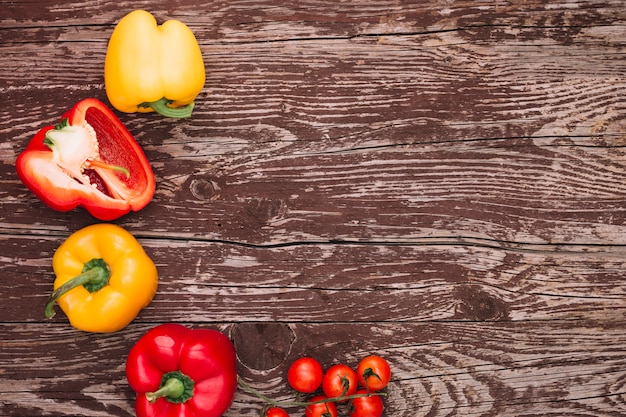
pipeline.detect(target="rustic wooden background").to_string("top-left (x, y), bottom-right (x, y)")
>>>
top-left (1, 1), bottom-right (626, 416)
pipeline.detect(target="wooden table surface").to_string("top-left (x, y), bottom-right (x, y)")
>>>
top-left (2, 1), bottom-right (626, 416)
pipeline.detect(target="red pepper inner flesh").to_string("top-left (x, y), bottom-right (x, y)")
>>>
top-left (85, 169), bottom-right (110, 196)
top-left (84, 105), bottom-right (151, 198)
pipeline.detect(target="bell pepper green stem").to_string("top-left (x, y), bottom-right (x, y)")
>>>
top-left (44, 258), bottom-right (110, 318)
top-left (146, 371), bottom-right (195, 403)
top-left (140, 98), bottom-right (195, 118)
top-left (146, 378), bottom-right (184, 403)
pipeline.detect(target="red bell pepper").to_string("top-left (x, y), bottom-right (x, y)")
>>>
top-left (15, 98), bottom-right (155, 221)
top-left (126, 323), bottom-right (238, 417)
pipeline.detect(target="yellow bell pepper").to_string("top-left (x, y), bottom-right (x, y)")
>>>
top-left (44, 223), bottom-right (158, 333)
top-left (104, 10), bottom-right (205, 118)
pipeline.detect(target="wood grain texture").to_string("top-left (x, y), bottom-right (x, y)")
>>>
top-left (3, 322), bottom-right (626, 416)
top-left (1, 0), bottom-right (625, 416)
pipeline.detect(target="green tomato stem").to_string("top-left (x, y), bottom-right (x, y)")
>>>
top-left (236, 377), bottom-right (385, 408)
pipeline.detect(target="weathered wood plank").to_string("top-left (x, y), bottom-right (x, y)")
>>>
top-left (4, 132), bottom-right (626, 245)
top-left (3, 0), bottom-right (624, 37)
top-left (2, 322), bottom-right (626, 416)
top-left (2, 235), bottom-right (626, 324)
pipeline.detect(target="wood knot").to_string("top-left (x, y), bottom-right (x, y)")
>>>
top-left (189, 176), bottom-right (222, 201)
top-left (244, 198), bottom-right (288, 226)
top-left (231, 323), bottom-right (295, 370)
top-left (454, 285), bottom-right (509, 321)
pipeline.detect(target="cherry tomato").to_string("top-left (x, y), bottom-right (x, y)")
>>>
top-left (305, 395), bottom-right (338, 417)
top-left (322, 364), bottom-right (358, 400)
top-left (265, 406), bottom-right (290, 417)
top-left (349, 390), bottom-right (384, 417)
top-left (357, 355), bottom-right (391, 392)
top-left (287, 357), bottom-right (324, 393)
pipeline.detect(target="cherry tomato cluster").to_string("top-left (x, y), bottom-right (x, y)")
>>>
top-left (264, 355), bottom-right (391, 417)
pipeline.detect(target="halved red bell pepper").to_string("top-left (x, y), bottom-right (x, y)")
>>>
top-left (126, 323), bottom-right (238, 417)
top-left (15, 98), bottom-right (155, 221)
